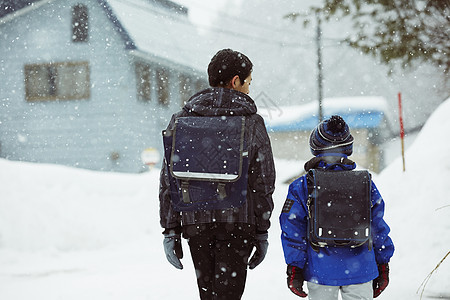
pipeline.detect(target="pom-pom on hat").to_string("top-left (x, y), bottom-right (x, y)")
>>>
top-left (309, 115), bottom-right (354, 156)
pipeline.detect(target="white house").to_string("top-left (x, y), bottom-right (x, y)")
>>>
top-left (0, 0), bottom-right (210, 172)
top-left (261, 97), bottom-right (392, 173)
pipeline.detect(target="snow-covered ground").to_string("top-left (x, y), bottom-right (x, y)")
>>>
top-left (0, 99), bottom-right (449, 299)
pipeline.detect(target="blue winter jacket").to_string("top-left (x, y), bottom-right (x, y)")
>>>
top-left (280, 156), bottom-right (394, 286)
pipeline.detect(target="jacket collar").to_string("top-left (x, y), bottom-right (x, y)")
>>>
top-left (182, 87), bottom-right (257, 116)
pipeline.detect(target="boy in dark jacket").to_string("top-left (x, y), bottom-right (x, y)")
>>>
top-left (159, 49), bottom-right (275, 300)
top-left (280, 115), bottom-right (394, 299)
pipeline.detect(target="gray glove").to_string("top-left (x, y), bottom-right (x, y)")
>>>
top-left (248, 232), bottom-right (269, 269)
top-left (163, 232), bottom-right (183, 269)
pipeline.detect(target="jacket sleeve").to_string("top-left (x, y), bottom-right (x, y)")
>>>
top-left (159, 157), bottom-right (182, 229)
top-left (371, 181), bottom-right (395, 264)
top-left (248, 115), bottom-right (276, 232)
top-left (280, 176), bottom-right (309, 268)
top-left (159, 115), bottom-right (182, 230)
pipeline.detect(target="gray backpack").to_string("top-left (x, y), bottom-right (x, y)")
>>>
top-left (162, 116), bottom-right (249, 212)
top-left (306, 169), bottom-right (372, 250)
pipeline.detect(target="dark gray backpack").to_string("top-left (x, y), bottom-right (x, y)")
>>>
top-left (162, 116), bottom-right (249, 212)
top-left (306, 169), bottom-right (372, 250)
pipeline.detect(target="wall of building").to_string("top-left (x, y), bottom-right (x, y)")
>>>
top-left (0, 0), bottom-right (206, 172)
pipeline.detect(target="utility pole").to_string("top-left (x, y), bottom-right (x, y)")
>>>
top-left (316, 13), bottom-right (324, 122)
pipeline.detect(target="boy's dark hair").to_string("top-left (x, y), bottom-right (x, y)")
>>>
top-left (207, 49), bottom-right (253, 87)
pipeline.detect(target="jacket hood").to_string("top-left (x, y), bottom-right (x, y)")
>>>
top-left (304, 155), bottom-right (356, 172)
top-left (183, 88), bottom-right (257, 116)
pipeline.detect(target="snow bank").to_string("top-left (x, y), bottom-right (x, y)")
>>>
top-left (376, 98), bottom-right (450, 298)
top-left (0, 160), bottom-right (158, 252)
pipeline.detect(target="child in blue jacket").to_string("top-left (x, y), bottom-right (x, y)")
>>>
top-left (280, 115), bottom-right (394, 299)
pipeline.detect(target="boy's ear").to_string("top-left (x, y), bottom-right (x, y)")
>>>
top-left (230, 75), bottom-right (241, 89)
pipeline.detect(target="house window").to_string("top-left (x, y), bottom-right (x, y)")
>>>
top-left (72, 4), bottom-right (88, 42)
top-left (179, 74), bottom-right (192, 106)
top-left (196, 79), bottom-right (206, 92)
top-left (24, 61), bottom-right (90, 101)
top-left (135, 62), bottom-right (151, 101)
top-left (157, 68), bottom-right (169, 106)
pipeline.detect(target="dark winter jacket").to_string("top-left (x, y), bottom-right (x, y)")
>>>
top-left (159, 87), bottom-right (275, 236)
top-left (280, 154), bottom-right (394, 286)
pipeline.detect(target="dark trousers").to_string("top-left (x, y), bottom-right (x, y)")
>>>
top-left (185, 223), bottom-right (254, 300)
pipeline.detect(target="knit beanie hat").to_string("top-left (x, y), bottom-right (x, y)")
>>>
top-left (309, 115), bottom-right (354, 156)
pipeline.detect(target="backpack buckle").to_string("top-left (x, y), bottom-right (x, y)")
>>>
top-left (181, 181), bottom-right (190, 203)
top-left (216, 183), bottom-right (227, 200)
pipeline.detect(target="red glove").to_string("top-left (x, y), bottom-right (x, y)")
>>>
top-left (373, 263), bottom-right (389, 298)
top-left (287, 265), bottom-right (308, 298)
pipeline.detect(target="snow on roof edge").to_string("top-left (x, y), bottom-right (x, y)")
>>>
top-left (0, 0), bottom-right (53, 25)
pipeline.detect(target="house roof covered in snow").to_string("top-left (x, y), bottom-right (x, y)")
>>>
top-left (0, 0), bottom-right (210, 72)
top-left (105, 0), bottom-right (211, 71)
top-left (261, 96), bottom-right (390, 132)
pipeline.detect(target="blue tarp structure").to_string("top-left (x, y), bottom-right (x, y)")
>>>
top-left (266, 111), bottom-right (385, 132)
